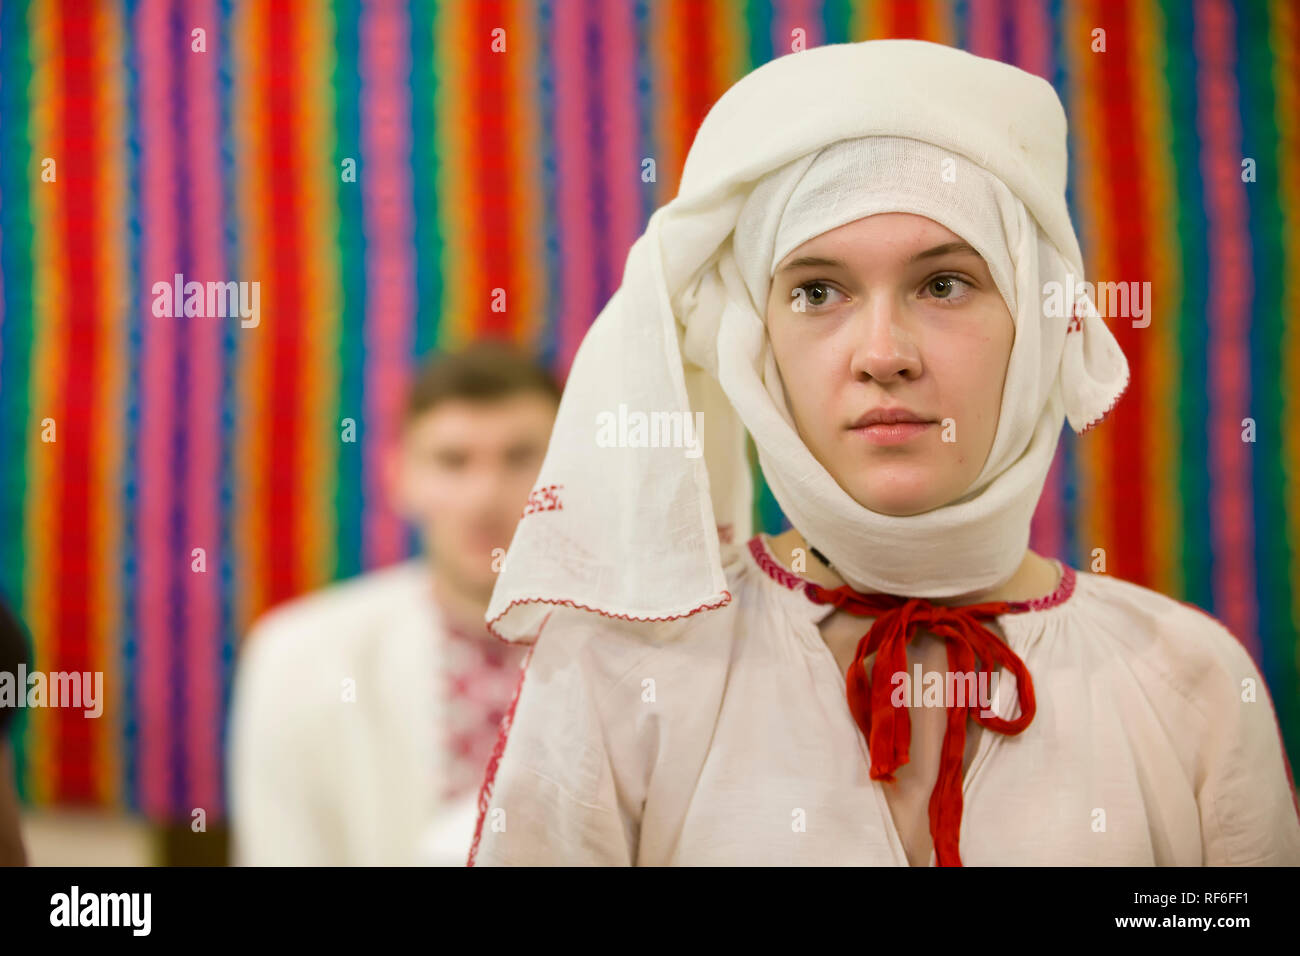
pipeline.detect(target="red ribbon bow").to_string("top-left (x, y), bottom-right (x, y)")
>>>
top-left (803, 581), bottom-right (1037, 866)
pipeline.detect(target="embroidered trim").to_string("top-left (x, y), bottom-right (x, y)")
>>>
top-left (466, 643), bottom-right (535, 867)
top-left (748, 535), bottom-right (1076, 614)
top-left (484, 592), bottom-right (734, 646)
top-left (1077, 369), bottom-right (1132, 435)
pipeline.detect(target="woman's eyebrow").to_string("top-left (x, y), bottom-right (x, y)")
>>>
top-left (908, 240), bottom-right (982, 263)
top-left (775, 242), bottom-right (984, 275)
top-left (776, 255), bottom-right (844, 274)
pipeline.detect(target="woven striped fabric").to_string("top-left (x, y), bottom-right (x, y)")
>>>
top-left (0, 0), bottom-right (1296, 821)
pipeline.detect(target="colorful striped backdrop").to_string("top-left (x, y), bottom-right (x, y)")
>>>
top-left (0, 0), bottom-right (1297, 822)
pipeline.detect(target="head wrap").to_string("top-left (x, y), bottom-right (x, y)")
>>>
top-left (487, 39), bottom-right (1129, 643)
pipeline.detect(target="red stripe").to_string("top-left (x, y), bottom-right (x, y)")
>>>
top-left (1091, 0), bottom-right (1150, 586)
top-left (55, 0), bottom-right (100, 802)
top-left (472, 0), bottom-right (514, 339)
top-left (263, 0), bottom-right (303, 606)
top-left (888, 0), bottom-right (924, 39)
top-left (675, 1), bottom-right (713, 163)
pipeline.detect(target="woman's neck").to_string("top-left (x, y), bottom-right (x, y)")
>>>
top-left (765, 528), bottom-right (1061, 606)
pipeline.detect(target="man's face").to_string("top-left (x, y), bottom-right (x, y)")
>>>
top-left (390, 392), bottom-right (557, 594)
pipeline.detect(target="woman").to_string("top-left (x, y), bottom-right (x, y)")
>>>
top-left (468, 39), bottom-right (1300, 865)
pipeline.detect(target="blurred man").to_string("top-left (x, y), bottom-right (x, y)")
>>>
top-left (228, 341), bottom-right (559, 865)
top-left (0, 599), bottom-right (30, 865)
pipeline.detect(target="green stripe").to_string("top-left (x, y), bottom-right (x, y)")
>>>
top-left (332, 0), bottom-right (365, 580)
top-left (0, 0), bottom-right (36, 797)
top-left (410, 0), bottom-right (442, 356)
top-left (1161, 0), bottom-right (1211, 608)
top-left (1240, 0), bottom-right (1299, 776)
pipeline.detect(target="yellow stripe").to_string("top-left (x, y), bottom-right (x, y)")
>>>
top-left (1131, 0), bottom-right (1183, 598)
top-left (436, 0), bottom-right (478, 347)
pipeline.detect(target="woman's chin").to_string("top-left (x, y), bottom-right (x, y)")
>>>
top-left (844, 478), bottom-right (950, 517)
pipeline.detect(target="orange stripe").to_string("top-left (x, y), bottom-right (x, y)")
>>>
top-left (1066, 0), bottom-right (1115, 574)
top-left (90, 0), bottom-right (127, 806)
top-left (233, 0), bottom-right (270, 633)
top-left (24, 0), bottom-right (64, 806)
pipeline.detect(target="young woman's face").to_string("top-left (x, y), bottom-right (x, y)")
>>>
top-left (764, 212), bottom-right (1014, 516)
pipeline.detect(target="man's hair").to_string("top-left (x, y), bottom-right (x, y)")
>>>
top-left (403, 340), bottom-right (561, 425)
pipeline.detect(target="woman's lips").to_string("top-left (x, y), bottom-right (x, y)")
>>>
top-left (850, 421), bottom-right (934, 445)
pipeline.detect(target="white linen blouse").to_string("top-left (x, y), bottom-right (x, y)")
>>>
top-left (468, 534), bottom-right (1300, 866)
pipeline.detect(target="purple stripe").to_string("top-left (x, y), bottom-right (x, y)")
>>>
top-left (134, 0), bottom-right (177, 817)
top-left (553, 0), bottom-right (596, 372)
top-left (596, 2), bottom-right (640, 321)
top-left (360, 0), bottom-right (416, 569)
top-left (1194, 0), bottom-right (1258, 655)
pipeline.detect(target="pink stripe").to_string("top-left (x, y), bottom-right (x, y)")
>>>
top-left (1013, 0), bottom-right (1052, 80)
top-left (553, 0), bottom-right (596, 372)
top-left (596, 0), bottom-right (641, 318)
top-left (1194, 0), bottom-right (1257, 656)
top-left (183, 0), bottom-right (225, 814)
top-left (966, 0), bottom-right (1003, 58)
top-left (1029, 443), bottom-right (1066, 564)
top-left (360, 0), bottom-right (415, 568)
top-left (774, 0), bottom-right (823, 55)
top-left (134, 0), bottom-right (177, 817)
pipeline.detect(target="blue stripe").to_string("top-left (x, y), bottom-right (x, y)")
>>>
top-left (538, 0), bottom-right (563, 371)
top-left (335, 0), bottom-right (366, 580)
top-left (216, 0), bottom-right (240, 816)
top-left (121, 0), bottom-right (145, 814)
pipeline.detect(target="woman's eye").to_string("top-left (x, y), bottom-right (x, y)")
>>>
top-left (922, 274), bottom-right (974, 303)
top-left (792, 281), bottom-right (844, 309)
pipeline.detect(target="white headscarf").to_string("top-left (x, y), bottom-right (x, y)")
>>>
top-left (487, 39), bottom-right (1129, 643)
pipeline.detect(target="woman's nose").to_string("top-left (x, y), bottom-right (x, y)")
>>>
top-left (848, 297), bottom-right (922, 382)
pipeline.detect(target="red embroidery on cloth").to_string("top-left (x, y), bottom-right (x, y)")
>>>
top-left (485, 592), bottom-right (733, 646)
top-left (521, 483), bottom-right (564, 517)
top-left (1067, 301), bottom-right (1085, 334)
top-left (1077, 372), bottom-right (1131, 435)
top-left (440, 622), bottom-right (530, 804)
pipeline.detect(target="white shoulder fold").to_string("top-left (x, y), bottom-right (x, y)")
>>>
top-left (1073, 571), bottom-right (1300, 864)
